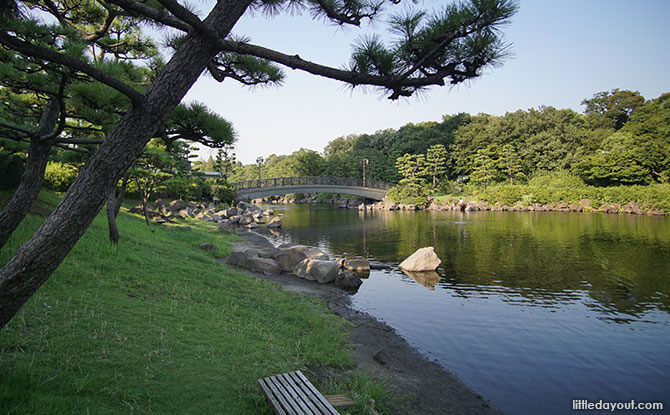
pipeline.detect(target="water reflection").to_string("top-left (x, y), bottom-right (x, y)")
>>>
top-left (401, 270), bottom-right (441, 289)
top-left (261, 205), bottom-right (670, 318)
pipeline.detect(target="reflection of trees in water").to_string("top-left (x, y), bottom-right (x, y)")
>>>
top-left (272, 205), bottom-right (670, 317)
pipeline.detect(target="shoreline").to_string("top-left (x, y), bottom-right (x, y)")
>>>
top-left (226, 230), bottom-right (501, 415)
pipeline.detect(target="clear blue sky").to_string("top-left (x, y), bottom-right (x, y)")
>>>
top-left (183, 0), bottom-right (670, 164)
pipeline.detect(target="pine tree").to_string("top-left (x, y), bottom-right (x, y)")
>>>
top-left (425, 144), bottom-right (448, 188)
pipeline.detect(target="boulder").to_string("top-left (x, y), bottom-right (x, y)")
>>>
top-left (170, 199), bottom-right (187, 211)
top-left (200, 243), bottom-right (218, 251)
top-left (256, 247), bottom-right (279, 258)
top-left (343, 258), bottom-right (370, 272)
top-left (335, 270), bottom-right (363, 290)
top-left (244, 222), bottom-right (260, 229)
top-left (239, 214), bottom-right (254, 226)
top-left (227, 249), bottom-right (281, 276)
top-left (216, 220), bottom-right (235, 233)
top-left (294, 258), bottom-right (339, 283)
top-left (228, 215), bottom-right (241, 224)
top-left (263, 209), bottom-right (274, 216)
top-left (267, 217), bottom-right (282, 228)
top-left (225, 207), bottom-right (238, 217)
top-left (273, 245), bottom-right (329, 272)
top-left (399, 247), bottom-right (441, 272)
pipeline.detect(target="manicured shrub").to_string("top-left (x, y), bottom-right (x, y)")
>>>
top-left (44, 161), bottom-right (78, 192)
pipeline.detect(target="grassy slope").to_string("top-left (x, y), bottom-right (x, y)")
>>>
top-left (0, 192), bottom-right (384, 414)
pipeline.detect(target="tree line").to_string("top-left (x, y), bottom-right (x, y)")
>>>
top-left (228, 89), bottom-right (669, 192)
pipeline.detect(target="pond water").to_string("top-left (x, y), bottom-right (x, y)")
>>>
top-left (259, 204), bottom-right (670, 415)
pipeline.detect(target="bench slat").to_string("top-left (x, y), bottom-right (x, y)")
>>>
top-left (269, 374), bottom-right (317, 415)
top-left (259, 370), bottom-right (341, 415)
top-left (292, 371), bottom-right (340, 415)
top-left (258, 378), bottom-right (289, 415)
top-left (277, 373), bottom-right (320, 415)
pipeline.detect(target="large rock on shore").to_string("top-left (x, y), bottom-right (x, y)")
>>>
top-left (227, 249), bottom-right (281, 276)
top-left (335, 270), bottom-right (363, 290)
top-left (273, 245), bottom-right (329, 272)
top-left (294, 258), bottom-right (339, 283)
top-left (399, 247), bottom-right (441, 272)
top-left (267, 217), bottom-right (282, 228)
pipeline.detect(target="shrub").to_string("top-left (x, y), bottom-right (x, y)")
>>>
top-left (387, 184), bottom-right (429, 206)
top-left (0, 151), bottom-right (24, 190)
top-left (44, 162), bottom-right (78, 192)
top-left (528, 170), bottom-right (586, 188)
top-left (211, 184), bottom-right (235, 205)
top-left (163, 177), bottom-right (212, 201)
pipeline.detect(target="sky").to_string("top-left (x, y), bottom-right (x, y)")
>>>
top-left (182, 0), bottom-right (670, 164)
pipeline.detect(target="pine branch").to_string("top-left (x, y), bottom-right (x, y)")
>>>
top-left (106, 0), bottom-right (191, 32)
top-left (0, 32), bottom-right (144, 105)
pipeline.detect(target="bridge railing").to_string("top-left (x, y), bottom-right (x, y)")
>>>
top-left (231, 176), bottom-right (392, 191)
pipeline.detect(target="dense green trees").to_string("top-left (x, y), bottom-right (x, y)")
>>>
top-left (227, 90), bottom-right (667, 194)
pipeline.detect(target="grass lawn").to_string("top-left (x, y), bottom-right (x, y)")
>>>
top-left (0, 192), bottom-right (386, 414)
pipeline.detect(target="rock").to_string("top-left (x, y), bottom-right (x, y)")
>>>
top-left (129, 206), bottom-right (143, 214)
top-left (335, 270), bottom-right (363, 290)
top-left (294, 258), bottom-right (339, 283)
top-left (369, 261), bottom-right (391, 270)
top-left (210, 214), bottom-right (223, 222)
top-left (343, 258), bottom-right (370, 272)
top-left (199, 243), bottom-right (218, 251)
top-left (239, 214), bottom-right (254, 226)
top-left (578, 199), bottom-right (591, 209)
top-left (155, 218), bottom-right (166, 224)
top-left (216, 220), bottom-right (235, 233)
top-left (263, 209), bottom-right (274, 216)
top-left (227, 249), bottom-right (281, 276)
top-left (225, 207), bottom-right (238, 217)
top-left (228, 215), bottom-right (241, 224)
top-left (170, 199), bottom-right (187, 211)
top-left (244, 222), bottom-right (260, 229)
top-left (273, 245), bottom-right (329, 272)
top-left (399, 247), bottom-right (441, 272)
top-left (256, 247), bottom-right (279, 258)
top-left (215, 210), bottom-right (229, 218)
top-left (267, 217), bottom-right (282, 228)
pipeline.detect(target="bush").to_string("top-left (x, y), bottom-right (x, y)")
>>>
top-left (211, 184), bottom-right (235, 205)
top-left (528, 170), bottom-right (586, 188)
top-left (387, 184), bottom-right (429, 206)
top-left (44, 162), bottom-right (78, 192)
top-left (0, 151), bottom-right (24, 190)
top-left (163, 177), bottom-right (212, 201)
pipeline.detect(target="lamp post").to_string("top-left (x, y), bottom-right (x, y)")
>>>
top-left (361, 158), bottom-right (369, 187)
top-left (256, 156), bottom-right (264, 183)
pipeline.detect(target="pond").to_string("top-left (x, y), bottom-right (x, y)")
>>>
top-left (259, 204), bottom-right (670, 415)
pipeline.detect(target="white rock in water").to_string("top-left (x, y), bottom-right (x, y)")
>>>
top-left (398, 247), bottom-right (441, 271)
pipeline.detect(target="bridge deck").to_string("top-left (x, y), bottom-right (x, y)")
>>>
top-left (232, 176), bottom-right (391, 202)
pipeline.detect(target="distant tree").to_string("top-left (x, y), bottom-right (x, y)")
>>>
top-left (470, 145), bottom-right (504, 189)
top-left (425, 144), bottom-right (448, 188)
top-left (395, 153), bottom-right (427, 189)
top-left (293, 148), bottom-right (325, 176)
top-left (500, 144), bottom-right (524, 184)
top-left (582, 89), bottom-right (645, 130)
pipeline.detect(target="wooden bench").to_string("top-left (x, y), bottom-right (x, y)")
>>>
top-left (258, 370), bottom-right (354, 415)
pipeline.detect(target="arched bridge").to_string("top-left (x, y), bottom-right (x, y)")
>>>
top-left (232, 176), bottom-right (391, 202)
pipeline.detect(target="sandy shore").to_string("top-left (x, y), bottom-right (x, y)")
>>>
top-left (222, 230), bottom-right (501, 415)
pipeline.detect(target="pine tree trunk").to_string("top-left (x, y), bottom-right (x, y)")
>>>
top-left (0, 99), bottom-right (60, 249)
top-left (0, 0), bottom-right (251, 329)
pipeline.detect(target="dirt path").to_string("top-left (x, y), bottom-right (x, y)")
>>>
top-left (226, 230), bottom-right (501, 415)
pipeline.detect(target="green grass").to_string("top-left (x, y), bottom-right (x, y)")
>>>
top-left (0, 191), bottom-right (385, 414)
